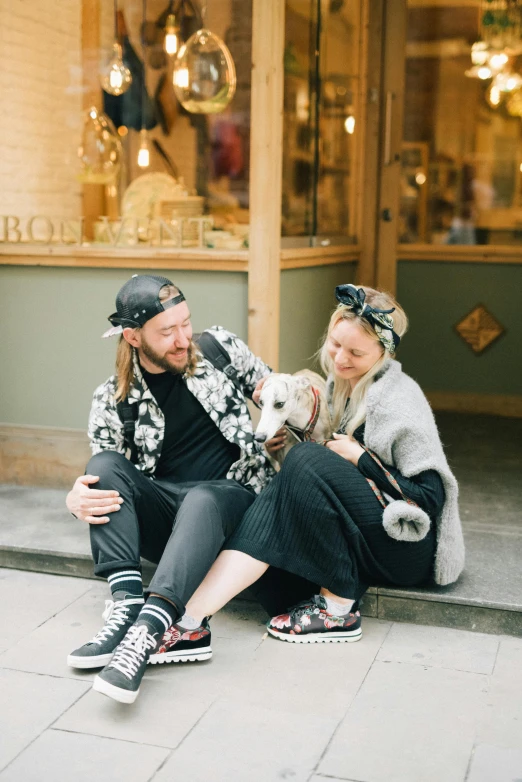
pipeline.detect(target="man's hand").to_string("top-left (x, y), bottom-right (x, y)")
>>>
top-left (265, 427), bottom-right (287, 456)
top-left (66, 474), bottom-right (123, 524)
top-left (252, 375), bottom-right (269, 406)
top-left (325, 433), bottom-right (365, 466)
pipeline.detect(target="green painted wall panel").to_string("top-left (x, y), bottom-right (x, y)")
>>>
top-left (279, 263), bottom-right (356, 374)
top-left (397, 261), bottom-right (522, 394)
top-left (0, 266), bottom-right (247, 429)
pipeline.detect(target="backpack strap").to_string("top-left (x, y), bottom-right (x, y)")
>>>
top-left (115, 331), bottom-right (241, 464)
top-left (194, 330), bottom-right (241, 390)
top-left (116, 398), bottom-right (139, 464)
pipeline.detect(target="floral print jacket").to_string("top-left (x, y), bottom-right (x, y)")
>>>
top-left (87, 326), bottom-right (275, 494)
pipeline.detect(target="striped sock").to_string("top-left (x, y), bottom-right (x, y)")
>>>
top-left (137, 596), bottom-right (179, 637)
top-left (107, 569), bottom-right (143, 599)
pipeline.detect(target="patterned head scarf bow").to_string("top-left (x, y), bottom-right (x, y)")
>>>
top-left (334, 284), bottom-right (400, 354)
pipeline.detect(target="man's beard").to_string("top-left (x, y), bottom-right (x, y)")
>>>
top-left (140, 337), bottom-right (196, 374)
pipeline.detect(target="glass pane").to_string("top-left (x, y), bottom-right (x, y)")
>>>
top-left (282, 0), bottom-right (360, 244)
top-left (316, 0), bottom-right (360, 240)
top-left (282, 0), bottom-right (318, 239)
top-left (401, 1), bottom-right (522, 246)
top-left (0, 0), bottom-right (251, 250)
top-left (99, 0), bottom-right (251, 248)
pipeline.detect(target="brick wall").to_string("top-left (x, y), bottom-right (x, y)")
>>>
top-left (0, 0), bottom-right (83, 220)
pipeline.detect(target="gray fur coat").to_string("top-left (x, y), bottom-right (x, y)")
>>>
top-left (337, 359), bottom-right (465, 585)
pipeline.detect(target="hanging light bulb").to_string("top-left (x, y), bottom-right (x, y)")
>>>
top-left (78, 107), bottom-right (122, 183)
top-left (101, 42), bottom-right (132, 95)
top-left (465, 64), bottom-right (493, 80)
top-left (471, 41), bottom-right (489, 66)
top-left (137, 0), bottom-right (150, 169)
top-left (173, 66), bottom-right (189, 89)
top-left (344, 115), bottom-right (355, 134)
top-left (100, 1), bottom-right (132, 96)
top-left (173, 28), bottom-right (236, 114)
top-left (494, 70), bottom-right (522, 93)
top-left (486, 83), bottom-right (502, 108)
top-left (488, 51), bottom-right (509, 73)
top-left (164, 14), bottom-right (179, 56)
top-left (137, 129), bottom-right (150, 168)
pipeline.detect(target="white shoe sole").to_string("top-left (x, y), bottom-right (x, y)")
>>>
top-left (92, 675), bottom-right (139, 704)
top-left (67, 652), bottom-right (113, 669)
top-left (267, 627), bottom-right (362, 644)
top-left (149, 647), bottom-right (212, 665)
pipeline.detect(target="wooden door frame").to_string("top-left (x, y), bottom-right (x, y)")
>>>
top-left (247, 0), bottom-right (285, 369)
top-left (375, 0), bottom-right (408, 295)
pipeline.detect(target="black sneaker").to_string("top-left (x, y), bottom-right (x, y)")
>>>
top-left (267, 595), bottom-right (362, 644)
top-left (92, 623), bottom-right (159, 704)
top-left (149, 619), bottom-right (212, 664)
top-left (67, 597), bottom-right (144, 669)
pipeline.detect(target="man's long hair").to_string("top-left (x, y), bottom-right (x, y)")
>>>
top-left (114, 284), bottom-right (198, 402)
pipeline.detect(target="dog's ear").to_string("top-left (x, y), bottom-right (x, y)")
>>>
top-left (294, 375), bottom-right (311, 390)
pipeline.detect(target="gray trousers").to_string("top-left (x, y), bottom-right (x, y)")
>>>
top-left (87, 451), bottom-right (255, 617)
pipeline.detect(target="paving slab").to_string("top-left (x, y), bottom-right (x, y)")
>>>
top-left (310, 778), bottom-right (358, 782)
top-left (476, 636), bottom-right (522, 750)
top-left (376, 622), bottom-right (499, 674)
top-left (54, 633), bottom-right (260, 749)
top-left (209, 599), bottom-right (270, 640)
top-left (0, 579), bottom-right (110, 680)
top-left (467, 744), bottom-right (522, 782)
top-left (153, 699), bottom-right (339, 782)
top-left (318, 661), bottom-right (488, 782)
top-left (0, 669), bottom-right (89, 772)
top-left (230, 617), bottom-right (391, 720)
top-left (0, 568), bottom-right (91, 649)
top-left (0, 728), bottom-right (169, 782)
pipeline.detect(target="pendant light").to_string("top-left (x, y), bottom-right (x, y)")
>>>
top-left (164, 11), bottom-right (179, 56)
top-left (100, 0), bottom-right (132, 96)
top-left (78, 107), bottom-right (122, 184)
top-left (137, 0), bottom-right (151, 168)
top-left (172, 2), bottom-right (236, 114)
top-left (137, 129), bottom-right (150, 168)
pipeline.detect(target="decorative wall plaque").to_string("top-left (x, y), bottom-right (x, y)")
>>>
top-left (454, 303), bottom-right (505, 354)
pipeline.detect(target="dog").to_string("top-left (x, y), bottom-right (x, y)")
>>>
top-left (254, 370), bottom-right (332, 466)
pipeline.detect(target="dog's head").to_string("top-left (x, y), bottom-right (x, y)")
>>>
top-left (254, 373), bottom-right (312, 443)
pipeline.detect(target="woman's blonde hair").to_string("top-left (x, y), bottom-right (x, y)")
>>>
top-left (114, 283), bottom-right (197, 401)
top-left (319, 286), bottom-right (408, 435)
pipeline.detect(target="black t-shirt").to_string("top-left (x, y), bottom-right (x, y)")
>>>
top-left (142, 368), bottom-right (240, 482)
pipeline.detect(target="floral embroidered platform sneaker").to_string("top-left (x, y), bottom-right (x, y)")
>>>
top-left (149, 619), bottom-right (212, 664)
top-left (267, 595), bottom-right (362, 644)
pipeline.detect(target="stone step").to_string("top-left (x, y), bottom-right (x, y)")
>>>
top-left (0, 482), bottom-right (521, 638)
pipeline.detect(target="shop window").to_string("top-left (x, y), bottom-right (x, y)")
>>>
top-left (401, 0), bottom-right (522, 246)
top-left (0, 0), bottom-right (251, 250)
top-left (282, 0), bottom-right (361, 245)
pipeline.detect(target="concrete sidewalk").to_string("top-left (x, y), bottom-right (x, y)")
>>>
top-left (0, 568), bottom-right (521, 782)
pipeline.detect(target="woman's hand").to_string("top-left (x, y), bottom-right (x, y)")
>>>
top-left (325, 433), bottom-right (365, 466)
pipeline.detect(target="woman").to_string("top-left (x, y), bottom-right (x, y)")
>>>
top-left (183, 284), bottom-right (465, 643)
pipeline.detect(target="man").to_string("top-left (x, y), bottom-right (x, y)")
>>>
top-left (66, 274), bottom-right (275, 704)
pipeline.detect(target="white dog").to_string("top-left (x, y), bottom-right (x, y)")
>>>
top-left (255, 370), bottom-right (332, 465)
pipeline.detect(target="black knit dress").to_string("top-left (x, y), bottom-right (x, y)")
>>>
top-left (225, 425), bottom-right (444, 616)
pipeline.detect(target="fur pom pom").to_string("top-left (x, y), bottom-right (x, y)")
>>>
top-left (382, 500), bottom-right (431, 542)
